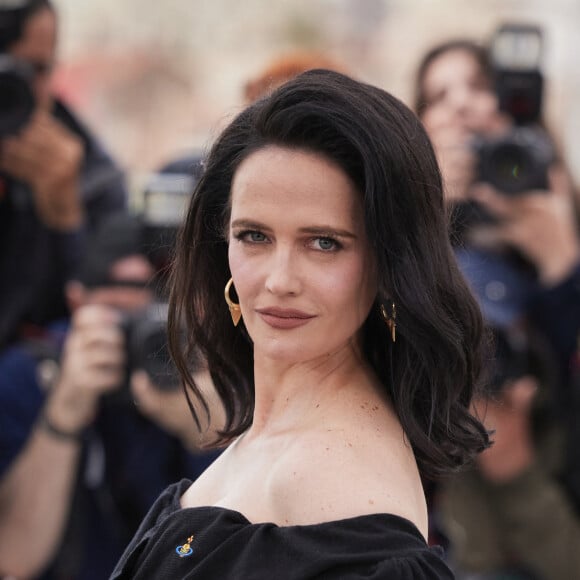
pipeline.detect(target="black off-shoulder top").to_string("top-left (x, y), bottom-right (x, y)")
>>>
top-left (110, 479), bottom-right (453, 579)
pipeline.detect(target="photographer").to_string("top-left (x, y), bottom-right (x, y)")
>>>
top-left (440, 328), bottom-right (580, 579)
top-left (0, 212), bottom-right (223, 579)
top-left (414, 31), bottom-right (580, 511)
top-left (414, 31), bottom-right (580, 270)
top-left (0, 0), bottom-right (127, 349)
top-left (435, 249), bottom-right (580, 579)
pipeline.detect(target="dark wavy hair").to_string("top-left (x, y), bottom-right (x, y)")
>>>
top-left (413, 39), bottom-right (494, 118)
top-left (0, 0), bottom-right (53, 52)
top-left (168, 69), bottom-right (490, 480)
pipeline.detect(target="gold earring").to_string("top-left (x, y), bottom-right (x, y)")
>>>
top-left (380, 302), bottom-right (396, 343)
top-left (224, 278), bottom-right (242, 327)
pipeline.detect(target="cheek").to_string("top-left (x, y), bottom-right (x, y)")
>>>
top-left (477, 94), bottom-right (496, 113)
top-left (421, 103), bottom-right (449, 131)
top-left (471, 92), bottom-right (500, 124)
top-left (325, 258), bottom-right (376, 317)
top-left (227, 242), bottom-right (244, 278)
top-left (228, 243), bottom-right (259, 300)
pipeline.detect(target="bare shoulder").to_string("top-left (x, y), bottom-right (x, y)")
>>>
top-left (271, 418), bottom-right (428, 537)
top-left (180, 441), bottom-right (235, 508)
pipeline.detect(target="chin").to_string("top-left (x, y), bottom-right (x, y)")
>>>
top-left (256, 336), bottom-right (345, 367)
top-left (256, 343), bottom-right (309, 363)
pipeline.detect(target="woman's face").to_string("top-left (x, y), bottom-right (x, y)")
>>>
top-left (228, 146), bottom-right (377, 364)
top-left (420, 48), bottom-right (503, 135)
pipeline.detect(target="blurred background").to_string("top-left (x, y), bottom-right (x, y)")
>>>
top-left (2, 3), bottom-right (580, 578)
top-left (50, 0), bottom-right (580, 192)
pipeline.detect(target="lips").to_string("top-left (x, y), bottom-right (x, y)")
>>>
top-left (255, 307), bottom-right (315, 329)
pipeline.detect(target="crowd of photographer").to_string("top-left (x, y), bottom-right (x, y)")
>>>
top-left (414, 26), bottom-right (580, 580)
top-left (2, 1), bottom-right (580, 579)
top-left (0, 161), bottom-right (220, 580)
top-left (0, 2), bottom-right (223, 579)
top-left (0, 209), bottom-right (223, 579)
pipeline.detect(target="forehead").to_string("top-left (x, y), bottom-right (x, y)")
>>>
top-left (230, 146), bottom-right (363, 226)
top-left (9, 7), bottom-right (56, 61)
top-left (423, 49), bottom-right (483, 89)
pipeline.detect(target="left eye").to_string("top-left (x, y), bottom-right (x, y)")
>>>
top-left (312, 237), bottom-right (338, 251)
top-left (248, 231), bottom-right (267, 242)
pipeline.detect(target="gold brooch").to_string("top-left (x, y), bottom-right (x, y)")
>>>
top-left (176, 535), bottom-right (194, 558)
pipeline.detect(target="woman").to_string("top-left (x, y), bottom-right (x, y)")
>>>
top-left (111, 69), bottom-right (489, 579)
top-left (414, 39), bottom-right (580, 280)
top-left (414, 36), bottom-right (580, 453)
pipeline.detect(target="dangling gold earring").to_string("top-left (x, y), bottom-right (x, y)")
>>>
top-left (380, 302), bottom-right (396, 343)
top-left (224, 278), bottom-right (242, 327)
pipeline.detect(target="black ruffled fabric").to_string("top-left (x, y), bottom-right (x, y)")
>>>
top-left (111, 479), bottom-right (453, 579)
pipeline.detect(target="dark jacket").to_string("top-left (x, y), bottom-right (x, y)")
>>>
top-left (0, 98), bottom-right (127, 348)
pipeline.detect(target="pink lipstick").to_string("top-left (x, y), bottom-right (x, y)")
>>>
top-left (256, 307), bottom-right (315, 329)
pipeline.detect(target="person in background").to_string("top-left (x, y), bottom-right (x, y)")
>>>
top-left (442, 250), bottom-right (580, 579)
top-left (111, 69), bottom-right (490, 579)
top-left (242, 50), bottom-right (348, 103)
top-left (0, 0), bottom-right (127, 349)
top-left (413, 38), bottom-right (580, 383)
top-left (0, 213), bottom-right (223, 580)
top-left (414, 36), bottom-right (580, 579)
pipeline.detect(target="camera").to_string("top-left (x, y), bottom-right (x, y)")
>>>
top-left (0, 54), bottom-right (35, 136)
top-left (139, 170), bottom-right (197, 289)
top-left (122, 303), bottom-right (201, 394)
top-left (475, 24), bottom-right (555, 195)
top-left (120, 164), bottom-right (201, 391)
top-left (122, 303), bottom-right (181, 391)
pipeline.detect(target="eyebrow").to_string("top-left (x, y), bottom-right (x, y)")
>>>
top-left (230, 219), bottom-right (357, 239)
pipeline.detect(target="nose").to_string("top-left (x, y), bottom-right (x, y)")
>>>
top-left (264, 245), bottom-right (301, 296)
top-left (447, 85), bottom-right (472, 118)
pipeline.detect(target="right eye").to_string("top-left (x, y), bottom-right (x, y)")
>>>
top-left (234, 230), bottom-right (269, 243)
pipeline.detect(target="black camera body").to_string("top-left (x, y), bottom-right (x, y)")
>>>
top-left (121, 303), bottom-right (181, 391)
top-left (475, 24), bottom-right (555, 195)
top-left (0, 54), bottom-right (35, 136)
top-left (119, 166), bottom-right (200, 393)
top-left (474, 125), bottom-right (553, 195)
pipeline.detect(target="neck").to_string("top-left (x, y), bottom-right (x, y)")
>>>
top-left (248, 343), bottom-right (378, 438)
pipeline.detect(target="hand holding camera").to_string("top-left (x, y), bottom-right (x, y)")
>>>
top-left (44, 304), bottom-right (125, 434)
top-left (421, 24), bottom-right (557, 203)
top-left (0, 110), bottom-right (84, 230)
top-left (471, 166), bottom-right (580, 285)
top-left (0, 54), bottom-right (84, 230)
top-left (420, 23), bottom-right (580, 286)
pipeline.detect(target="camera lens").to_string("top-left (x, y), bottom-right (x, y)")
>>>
top-left (475, 126), bottom-right (553, 195)
top-left (485, 141), bottom-right (534, 194)
top-left (125, 304), bottom-right (182, 391)
top-left (0, 56), bottom-right (35, 136)
top-left (134, 321), bottom-right (179, 390)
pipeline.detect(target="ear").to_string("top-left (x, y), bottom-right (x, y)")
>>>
top-left (65, 281), bottom-right (87, 312)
